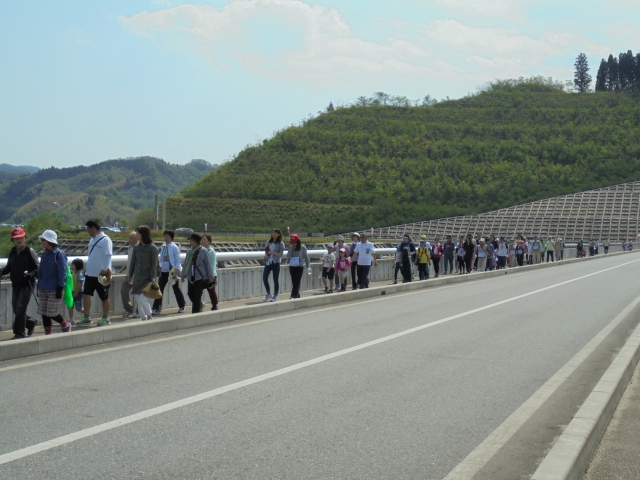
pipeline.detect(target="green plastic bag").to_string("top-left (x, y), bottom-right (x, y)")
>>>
top-left (63, 265), bottom-right (74, 310)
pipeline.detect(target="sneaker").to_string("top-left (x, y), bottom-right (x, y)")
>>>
top-left (61, 322), bottom-right (72, 333)
top-left (270, 296), bottom-right (278, 302)
top-left (211, 306), bottom-right (219, 311)
top-left (152, 309), bottom-right (161, 316)
top-left (123, 310), bottom-right (134, 318)
top-left (96, 317), bottom-right (111, 326)
top-left (68, 318), bottom-right (76, 325)
top-left (178, 307), bottom-right (185, 314)
top-left (10, 335), bottom-right (26, 340)
top-left (324, 286), bottom-right (328, 293)
top-left (263, 294), bottom-right (272, 302)
top-left (132, 312), bottom-right (140, 318)
top-left (78, 316), bottom-right (92, 325)
top-left (392, 281), bottom-right (397, 285)
top-left (328, 289), bottom-right (333, 294)
top-left (27, 321), bottom-right (36, 337)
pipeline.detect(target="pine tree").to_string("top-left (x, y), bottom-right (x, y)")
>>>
top-left (635, 53), bottom-right (640, 91)
top-left (595, 59), bottom-right (608, 91)
top-left (573, 53), bottom-right (592, 93)
top-left (326, 102), bottom-right (335, 112)
top-left (606, 54), bottom-right (619, 91)
top-left (618, 50), bottom-right (635, 90)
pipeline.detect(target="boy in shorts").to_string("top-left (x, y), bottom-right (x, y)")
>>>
top-left (321, 243), bottom-right (336, 293)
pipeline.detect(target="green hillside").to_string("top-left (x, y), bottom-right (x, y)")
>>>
top-left (167, 80), bottom-right (640, 233)
top-left (0, 157), bottom-right (215, 226)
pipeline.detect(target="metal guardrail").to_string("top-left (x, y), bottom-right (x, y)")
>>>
top-left (0, 248), bottom-right (398, 269)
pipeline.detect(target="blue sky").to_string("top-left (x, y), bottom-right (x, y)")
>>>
top-left (1, 0), bottom-right (637, 169)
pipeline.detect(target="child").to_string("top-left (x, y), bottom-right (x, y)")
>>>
top-left (415, 240), bottom-right (431, 280)
top-left (321, 243), bottom-right (336, 293)
top-left (335, 248), bottom-right (351, 292)
top-left (68, 258), bottom-right (85, 324)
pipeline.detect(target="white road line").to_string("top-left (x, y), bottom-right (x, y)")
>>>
top-left (443, 290), bottom-right (640, 479)
top-left (0, 278), bottom-right (489, 373)
top-left (0, 258), bottom-right (638, 466)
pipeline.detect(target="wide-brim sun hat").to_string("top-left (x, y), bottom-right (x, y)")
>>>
top-left (39, 229), bottom-right (58, 245)
top-left (98, 270), bottom-right (112, 286)
top-left (336, 235), bottom-right (344, 240)
top-left (142, 282), bottom-right (162, 300)
top-left (352, 232), bottom-right (360, 239)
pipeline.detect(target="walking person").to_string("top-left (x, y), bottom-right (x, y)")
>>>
top-left (443, 235), bottom-right (455, 275)
top-left (351, 232), bottom-right (377, 288)
top-left (321, 244), bottom-right (336, 293)
top-left (475, 238), bottom-right (489, 272)
top-left (399, 235), bottom-right (416, 283)
top-left (80, 219), bottom-right (113, 326)
top-left (333, 235), bottom-right (348, 291)
top-left (121, 231), bottom-right (138, 318)
top-left (531, 236), bottom-right (543, 264)
top-left (68, 259), bottom-right (85, 325)
top-left (335, 248), bottom-right (351, 292)
top-left (392, 243), bottom-right (402, 284)
top-left (127, 226), bottom-right (159, 321)
top-left (286, 234), bottom-right (311, 299)
top-left (508, 239), bottom-right (517, 268)
top-left (263, 228), bottom-right (285, 302)
top-left (201, 234), bottom-right (219, 310)
top-left (496, 237), bottom-right (508, 270)
top-left (554, 236), bottom-right (563, 261)
top-left (431, 237), bottom-right (443, 278)
top-left (37, 230), bottom-right (71, 335)
top-left (1, 227), bottom-right (40, 339)
top-left (603, 239), bottom-right (610, 254)
top-left (546, 237), bottom-right (555, 262)
top-left (349, 233), bottom-right (360, 290)
top-left (463, 234), bottom-right (475, 274)
top-left (152, 229), bottom-right (186, 315)
top-left (181, 233), bottom-right (214, 313)
top-left (456, 236), bottom-right (465, 274)
top-left (415, 240), bottom-right (431, 280)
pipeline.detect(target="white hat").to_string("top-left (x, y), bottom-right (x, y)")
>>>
top-left (39, 230), bottom-right (58, 245)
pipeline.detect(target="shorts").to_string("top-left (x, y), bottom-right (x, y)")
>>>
top-left (336, 270), bottom-right (349, 279)
top-left (83, 276), bottom-right (110, 301)
top-left (37, 289), bottom-right (62, 317)
top-left (321, 267), bottom-right (335, 280)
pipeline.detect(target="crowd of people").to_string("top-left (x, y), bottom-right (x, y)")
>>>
top-left (1, 220), bottom-right (219, 340)
top-left (0, 221), bottom-right (621, 340)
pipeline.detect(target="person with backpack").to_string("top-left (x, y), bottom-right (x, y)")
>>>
top-left (80, 219), bottom-right (113, 326)
top-left (1, 227), bottom-right (40, 339)
top-left (415, 240), bottom-right (431, 280)
top-left (180, 233), bottom-right (214, 314)
top-left (128, 226), bottom-right (159, 321)
top-left (37, 230), bottom-right (72, 335)
top-left (286, 234), bottom-right (311, 299)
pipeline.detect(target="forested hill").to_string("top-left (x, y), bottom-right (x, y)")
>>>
top-left (0, 157), bottom-right (215, 225)
top-left (166, 80), bottom-right (640, 233)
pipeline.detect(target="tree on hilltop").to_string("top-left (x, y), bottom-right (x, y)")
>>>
top-left (595, 59), bottom-right (608, 91)
top-left (573, 53), bottom-right (592, 93)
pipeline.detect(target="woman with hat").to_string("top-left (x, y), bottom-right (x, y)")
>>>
top-left (1, 227), bottom-right (40, 339)
top-left (180, 232), bottom-right (214, 313)
top-left (37, 230), bottom-right (72, 335)
top-left (286, 234), bottom-right (311, 299)
top-left (127, 225), bottom-right (159, 321)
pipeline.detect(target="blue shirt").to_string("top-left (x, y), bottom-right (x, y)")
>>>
top-left (38, 248), bottom-right (67, 291)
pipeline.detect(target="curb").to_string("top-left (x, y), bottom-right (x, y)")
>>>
top-left (0, 250), bottom-right (635, 362)
top-left (531, 305), bottom-right (640, 479)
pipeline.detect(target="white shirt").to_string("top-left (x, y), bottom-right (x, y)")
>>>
top-left (353, 241), bottom-right (375, 266)
top-left (86, 232), bottom-right (113, 277)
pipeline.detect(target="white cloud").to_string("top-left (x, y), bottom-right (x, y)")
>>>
top-left (422, 0), bottom-right (529, 23)
top-left (120, 0), bottom-right (608, 91)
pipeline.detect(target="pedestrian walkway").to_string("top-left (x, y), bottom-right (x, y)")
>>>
top-left (584, 360), bottom-right (640, 479)
top-left (0, 277), bottom-right (397, 341)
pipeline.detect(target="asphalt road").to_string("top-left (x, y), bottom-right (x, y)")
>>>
top-left (1, 253), bottom-right (640, 479)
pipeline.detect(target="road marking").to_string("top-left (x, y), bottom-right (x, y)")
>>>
top-left (0, 258), bottom-right (638, 466)
top-left (0, 278), bottom-right (490, 372)
top-left (443, 291), bottom-right (640, 480)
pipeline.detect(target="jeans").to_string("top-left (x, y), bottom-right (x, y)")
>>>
top-left (263, 263), bottom-right (280, 296)
top-left (350, 261), bottom-right (358, 290)
top-left (187, 279), bottom-right (205, 314)
top-left (153, 271), bottom-right (186, 311)
top-left (356, 265), bottom-right (371, 288)
top-left (289, 266), bottom-right (304, 298)
top-left (443, 255), bottom-right (453, 274)
top-left (12, 284), bottom-right (36, 337)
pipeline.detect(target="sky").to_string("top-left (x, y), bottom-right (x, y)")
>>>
top-left (1, 0), bottom-right (638, 169)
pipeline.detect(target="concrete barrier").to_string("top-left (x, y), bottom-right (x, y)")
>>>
top-left (0, 250), bottom-right (637, 361)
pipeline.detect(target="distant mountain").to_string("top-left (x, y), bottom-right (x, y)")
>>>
top-left (0, 164), bottom-right (40, 182)
top-left (0, 157), bottom-right (216, 225)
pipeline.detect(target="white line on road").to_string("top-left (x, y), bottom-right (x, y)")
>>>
top-left (443, 290), bottom-right (640, 480)
top-left (0, 258), bottom-right (638, 466)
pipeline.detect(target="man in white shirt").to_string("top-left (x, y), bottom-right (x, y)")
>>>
top-left (152, 229), bottom-right (186, 315)
top-left (81, 219), bottom-right (113, 326)
top-left (351, 232), bottom-right (377, 289)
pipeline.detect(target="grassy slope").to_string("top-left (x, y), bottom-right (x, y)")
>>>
top-left (169, 84), bottom-right (640, 233)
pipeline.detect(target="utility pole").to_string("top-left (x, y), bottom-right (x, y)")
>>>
top-left (162, 200), bottom-right (166, 231)
top-left (154, 194), bottom-right (159, 230)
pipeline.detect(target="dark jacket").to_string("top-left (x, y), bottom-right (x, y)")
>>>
top-left (38, 247), bottom-right (67, 291)
top-left (399, 241), bottom-right (416, 265)
top-left (1, 246), bottom-right (40, 287)
top-left (129, 243), bottom-right (159, 295)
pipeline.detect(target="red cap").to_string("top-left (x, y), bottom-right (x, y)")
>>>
top-left (290, 234), bottom-right (300, 243)
top-left (11, 227), bottom-right (26, 239)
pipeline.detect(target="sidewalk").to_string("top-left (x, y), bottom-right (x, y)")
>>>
top-left (0, 275), bottom-right (415, 341)
top-left (584, 360), bottom-right (640, 479)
